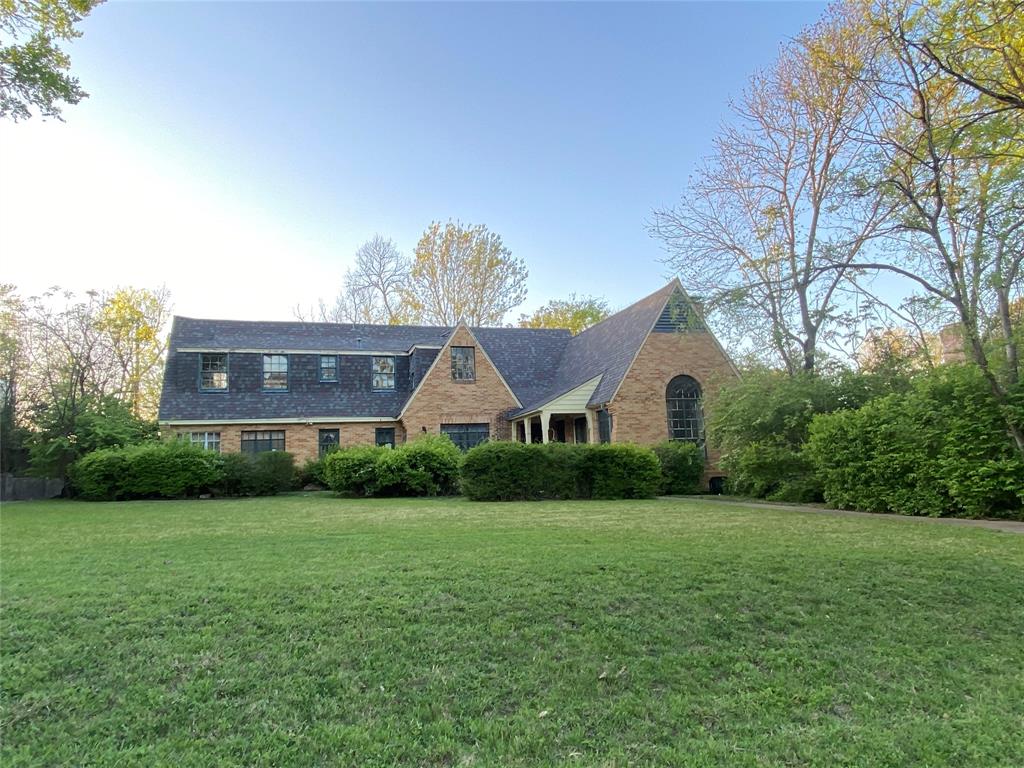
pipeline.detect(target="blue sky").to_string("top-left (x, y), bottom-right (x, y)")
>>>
top-left (0, 1), bottom-right (827, 322)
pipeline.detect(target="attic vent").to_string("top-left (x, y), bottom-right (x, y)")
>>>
top-left (654, 293), bottom-right (705, 333)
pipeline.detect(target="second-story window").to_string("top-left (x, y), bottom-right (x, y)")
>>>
top-left (319, 355), bottom-right (338, 382)
top-left (200, 353), bottom-right (227, 390)
top-left (371, 356), bottom-right (395, 390)
top-left (263, 354), bottom-right (288, 390)
top-left (451, 346), bottom-right (475, 381)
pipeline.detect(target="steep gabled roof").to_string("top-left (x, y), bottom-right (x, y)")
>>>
top-left (512, 281), bottom-right (679, 415)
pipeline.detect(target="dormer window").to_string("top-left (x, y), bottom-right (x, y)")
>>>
top-left (451, 346), bottom-right (475, 381)
top-left (372, 356), bottom-right (395, 390)
top-left (200, 353), bottom-right (227, 391)
top-left (319, 355), bottom-right (338, 382)
top-left (263, 354), bottom-right (288, 390)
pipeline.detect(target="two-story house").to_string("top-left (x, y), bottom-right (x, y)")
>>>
top-left (158, 281), bottom-right (739, 486)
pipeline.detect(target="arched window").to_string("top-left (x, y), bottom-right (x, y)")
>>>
top-left (666, 375), bottom-right (703, 442)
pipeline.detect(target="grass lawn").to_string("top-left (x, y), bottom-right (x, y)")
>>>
top-left (2, 496), bottom-right (1023, 767)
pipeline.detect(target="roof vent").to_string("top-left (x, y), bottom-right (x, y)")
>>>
top-left (356, 337), bottom-right (363, 349)
top-left (654, 292), bottom-right (705, 333)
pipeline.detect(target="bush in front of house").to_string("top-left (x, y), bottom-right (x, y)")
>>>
top-left (297, 456), bottom-right (328, 488)
top-left (212, 451), bottom-right (297, 497)
top-left (805, 365), bottom-right (1024, 519)
top-left (70, 442), bottom-right (223, 501)
top-left (579, 444), bottom-right (663, 500)
top-left (461, 441), bottom-right (661, 501)
top-left (652, 441), bottom-right (704, 495)
top-left (460, 441), bottom-right (579, 501)
top-left (322, 434), bottom-right (463, 497)
top-left (323, 445), bottom-right (383, 496)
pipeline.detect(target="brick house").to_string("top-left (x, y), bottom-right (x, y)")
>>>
top-left (158, 280), bottom-right (739, 487)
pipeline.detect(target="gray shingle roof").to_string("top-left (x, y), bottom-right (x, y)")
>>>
top-left (511, 281), bottom-right (678, 415)
top-left (158, 282), bottom-right (685, 424)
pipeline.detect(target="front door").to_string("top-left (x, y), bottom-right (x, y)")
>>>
top-left (552, 419), bottom-right (566, 443)
top-left (574, 416), bottom-right (588, 444)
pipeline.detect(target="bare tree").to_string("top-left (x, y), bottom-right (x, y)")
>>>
top-left (296, 236), bottom-right (413, 325)
top-left (403, 221), bottom-right (528, 326)
top-left (651, 6), bottom-right (891, 373)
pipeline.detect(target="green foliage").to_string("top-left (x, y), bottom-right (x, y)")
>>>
top-left (583, 444), bottom-right (663, 500)
top-left (460, 442), bottom-right (579, 501)
top-left (518, 294), bottom-right (610, 335)
top-left (27, 395), bottom-right (157, 478)
top-left (218, 453), bottom-right (299, 497)
top-left (297, 456), bottom-right (328, 487)
top-left (323, 435), bottom-right (463, 497)
top-left (461, 442), bottom-right (660, 501)
top-left (709, 370), bottom-right (900, 500)
top-left (323, 446), bottom-right (383, 496)
top-left (1, 0), bottom-right (100, 121)
top-left (652, 441), bottom-right (705, 495)
top-left (806, 365), bottom-right (1024, 519)
top-left (69, 442), bottom-right (222, 501)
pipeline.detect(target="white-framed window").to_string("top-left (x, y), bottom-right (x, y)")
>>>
top-left (188, 431), bottom-right (221, 452)
top-left (200, 353), bottom-right (227, 390)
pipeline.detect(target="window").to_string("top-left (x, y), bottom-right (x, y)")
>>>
top-left (598, 409), bottom-right (612, 444)
top-left (371, 356), bottom-right (395, 390)
top-left (200, 353), bottom-right (227, 390)
top-left (440, 423), bottom-right (489, 452)
top-left (451, 346), bottom-right (476, 381)
top-left (666, 375), bottom-right (703, 442)
top-left (241, 430), bottom-right (285, 453)
top-left (319, 355), bottom-right (338, 382)
top-left (375, 427), bottom-right (396, 448)
top-left (186, 431), bottom-right (221, 451)
top-left (318, 429), bottom-right (339, 456)
top-left (262, 354), bottom-right (288, 390)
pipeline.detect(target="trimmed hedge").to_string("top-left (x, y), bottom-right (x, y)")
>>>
top-left (70, 442), bottom-right (224, 501)
top-left (806, 365), bottom-right (1024, 519)
top-left (69, 443), bottom-right (296, 501)
top-left (652, 441), bottom-right (704, 495)
top-left (323, 435), bottom-right (463, 497)
top-left (461, 442), bottom-right (661, 501)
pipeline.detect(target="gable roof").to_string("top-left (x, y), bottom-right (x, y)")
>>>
top-left (158, 281), bottom-right (723, 425)
top-left (511, 281), bottom-right (679, 415)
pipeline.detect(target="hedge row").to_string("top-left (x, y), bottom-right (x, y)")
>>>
top-left (806, 365), bottom-right (1024, 519)
top-left (323, 435), bottom-right (461, 497)
top-left (460, 442), bottom-right (668, 501)
top-left (69, 442), bottom-right (296, 501)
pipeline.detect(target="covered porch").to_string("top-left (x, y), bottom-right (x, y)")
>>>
top-left (508, 375), bottom-right (604, 445)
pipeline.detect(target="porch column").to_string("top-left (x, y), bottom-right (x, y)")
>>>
top-left (541, 410), bottom-right (551, 443)
top-left (585, 409), bottom-right (597, 444)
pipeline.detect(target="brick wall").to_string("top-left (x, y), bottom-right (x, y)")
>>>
top-left (169, 421), bottom-right (405, 463)
top-left (399, 326), bottom-right (520, 442)
top-left (607, 329), bottom-right (738, 477)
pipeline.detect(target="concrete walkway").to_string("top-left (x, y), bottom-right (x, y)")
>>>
top-left (662, 495), bottom-right (1024, 535)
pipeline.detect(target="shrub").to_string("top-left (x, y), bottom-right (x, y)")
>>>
top-left (652, 441), bottom-right (704, 495)
top-left (708, 370), bottom-right (902, 500)
top-left (399, 434), bottom-right (463, 495)
top-left (581, 444), bottom-right (662, 500)
top-left (323, 446), bottom-right (384, 496)
top-left (69, 442), bottom-right (223, 501)
top-left (806, 365), bottom-right (1024, 519)
top-left (369, 449), bottom-right (433, 497)
top-left (215, 451), bottom-right (296, 497)
top-left (461, 442), bottom-right (660, 501)
top-left (461, 441), bottom-right (578, 501)
top-left (297, 457), bottom-right (328, 488)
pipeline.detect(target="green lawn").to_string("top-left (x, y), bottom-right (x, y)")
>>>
top-left (2, 496), bottom-right (1023, 767)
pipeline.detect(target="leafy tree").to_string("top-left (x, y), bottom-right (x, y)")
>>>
top-left (1, 0), bottom-right (101, 121)
top-left (0, 284), bottom-right (27, 472)
top-left (831, 0), bottom-right (1024, 453)
top-left (651, 4), bottom-right (889, 373)
top-left (98, 286), bottom-right (172, 418)
top-left (518, 294), bottom-right (609, 335)
top-left (403, 221), bottom-right (528, 326)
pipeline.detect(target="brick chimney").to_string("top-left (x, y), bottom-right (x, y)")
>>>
top-left (939, 324), bottom-right (966, 364)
